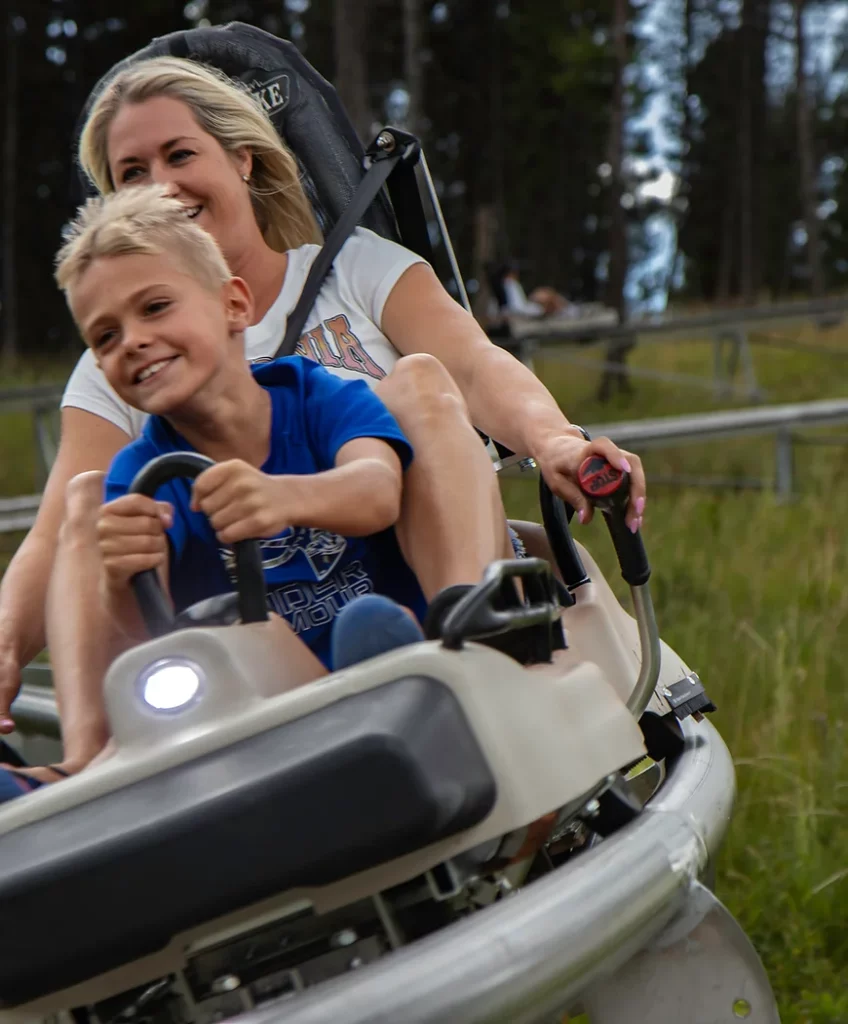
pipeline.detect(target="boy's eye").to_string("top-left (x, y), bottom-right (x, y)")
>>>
top-left (95, 329), bottom-right (117, 348)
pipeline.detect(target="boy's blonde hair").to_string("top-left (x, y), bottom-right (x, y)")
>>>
top-left (78, 55), bottom-right (322, 253)
top-left (55, 185), bottom-right (232, 296)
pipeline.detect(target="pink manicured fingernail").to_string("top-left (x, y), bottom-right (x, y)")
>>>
top-left (0, 717), bottom-right (14, 731)
top-left (577, 508), bottom-right (585, 524)
top-left (621, 458), bottom-right (632, 473)
top-left (629, 518), bottom-right (640, 534)
top-left (636, 497), bottom-right (645, 516)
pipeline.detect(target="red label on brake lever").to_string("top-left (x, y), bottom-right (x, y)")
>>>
top-left (578, 456), bottom-right (624, 500)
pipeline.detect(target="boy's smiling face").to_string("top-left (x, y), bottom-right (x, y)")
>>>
top-left (69, 252), bottom-right (252, 417)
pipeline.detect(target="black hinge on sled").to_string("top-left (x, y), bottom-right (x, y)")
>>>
top-left (274, 127), bottom-right (424, 361)
top-left (664, 672), bottom-right (716, 721)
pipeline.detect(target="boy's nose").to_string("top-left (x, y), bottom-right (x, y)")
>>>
top-left (123, 326), bottom-right (153, 353)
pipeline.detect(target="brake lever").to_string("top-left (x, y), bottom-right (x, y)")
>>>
top-left (577, 455), bottom-right (659, 718)
top-left (577, 456), bottom-right (650, 587)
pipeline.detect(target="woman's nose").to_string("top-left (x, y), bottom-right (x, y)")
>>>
top-left (149, 165), bottom-right (179, 195)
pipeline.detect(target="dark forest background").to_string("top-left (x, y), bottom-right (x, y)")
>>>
top-left (2, 0), bottom-right (848, 361)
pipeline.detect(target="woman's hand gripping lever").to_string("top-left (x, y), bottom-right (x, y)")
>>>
top-left (577, 456), bottom-right (658, 718)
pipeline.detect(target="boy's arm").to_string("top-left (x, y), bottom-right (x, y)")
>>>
top-left (191, 438), bottom-right (404, 545)
top-left (288, 437), bottom-right (403, 536)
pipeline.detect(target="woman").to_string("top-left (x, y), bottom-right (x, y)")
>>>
top-left (0, 56), bottom-right (645, 778)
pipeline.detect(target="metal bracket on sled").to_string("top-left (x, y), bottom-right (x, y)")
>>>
top-left (577, 881), bottom-right (780, 1023)
top-left (664, 671), bottom-right (717, 721)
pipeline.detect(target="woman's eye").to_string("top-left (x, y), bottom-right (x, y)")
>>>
top-left (146, 300), bottom-right (170, 315)
top-left (120, 166), bottom-right (144, 184)
top-left (169, 149), bottom-right (194, 164)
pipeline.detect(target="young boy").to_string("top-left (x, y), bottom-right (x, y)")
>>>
top-left (59, 186), bottom-right (428, 677)
top-left (0, 186), bottom-right (433, 804)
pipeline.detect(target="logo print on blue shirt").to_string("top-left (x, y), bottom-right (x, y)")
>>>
top-left (221, 527), bottom-right (348, 582)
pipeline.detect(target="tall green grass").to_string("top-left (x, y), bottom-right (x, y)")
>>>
top-left (1, 325), bottom-right (847, 1018)
top-left (502, 465), bottom-right (848, 1021)
top-left (501, 322), bottom-right (848, 1022)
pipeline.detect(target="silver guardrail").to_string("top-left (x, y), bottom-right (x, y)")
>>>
top-left (512, 294), bottom-right (848, 346)
top-left (589, 396), bottom-right (848, 448)
top-left (221, 715), bottom-right (736, 1024)
top-left (0, 494), bottom-right (42, 534)
top-left (13, 667), bottom-right (59, 737)
top-left (0, 384), bottom-right (62, 491)
top-left (494, 396), bottom-right (848, 497)
top-left (507, 294), bottom-right (848, 401)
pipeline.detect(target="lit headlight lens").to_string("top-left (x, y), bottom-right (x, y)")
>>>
top-left (138, 659), bottom-right (204, 712)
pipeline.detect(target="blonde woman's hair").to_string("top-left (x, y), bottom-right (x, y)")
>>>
top-left (78, 55), bottom-right (322, 253)
top-left (55, 185), bottom-right (232, 297)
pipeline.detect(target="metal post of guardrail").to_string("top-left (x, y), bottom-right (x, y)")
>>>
top-left (713, 327), bottom-right (762, 403)
top-left (774, 428), bottom-right (795, 501)
top-left (32, 402), bottom-right (59, 488)
top-left (739, 328), bottom-right (762, 401)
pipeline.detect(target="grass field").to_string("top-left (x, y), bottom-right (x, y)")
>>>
top-left (1, 323), bottom-right (847, 1020)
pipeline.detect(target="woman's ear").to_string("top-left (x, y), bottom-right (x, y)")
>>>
top-left (223, 276), bottom-right (254, 333)
top-left (234, 147), bottom-right (253, 182)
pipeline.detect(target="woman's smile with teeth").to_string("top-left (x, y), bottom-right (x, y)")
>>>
top-left (135, 358), bottom-right (175, 384)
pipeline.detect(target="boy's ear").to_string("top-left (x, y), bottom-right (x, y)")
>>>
top-left (223, 277), bottom-right (254, 332)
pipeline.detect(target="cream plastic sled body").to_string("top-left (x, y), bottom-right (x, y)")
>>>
top-left (0, 541), bottom-right (686, 1022)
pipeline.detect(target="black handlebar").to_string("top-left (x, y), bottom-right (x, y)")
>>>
top-left (577, 456), bottom-right (651, 587)
top-left (128, 452), bottom-right (268, 637)
top-left (538, 478), bottom-right (590, 592)
top-left (440, 558), bottom-right (562, 651)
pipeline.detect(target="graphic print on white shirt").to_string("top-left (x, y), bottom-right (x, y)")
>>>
top-left (250, 312), bottom-right (386, 382)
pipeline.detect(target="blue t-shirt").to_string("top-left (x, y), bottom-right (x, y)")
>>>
top-left (105, 357), bottom-right (426, 668)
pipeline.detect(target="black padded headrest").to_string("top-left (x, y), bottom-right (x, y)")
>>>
top-left (75, 22), bottom-right (398, 241)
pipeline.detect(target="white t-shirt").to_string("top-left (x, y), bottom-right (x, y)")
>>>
top-left (61, 227), bottom-right (426, 440)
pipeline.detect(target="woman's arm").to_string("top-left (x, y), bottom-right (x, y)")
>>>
top-left (380, 263), bottom-right (646, 527)
top-left (0, 408), bottom-right (130, 733)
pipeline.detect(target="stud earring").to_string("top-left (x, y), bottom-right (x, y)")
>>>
top-left (242, 174), bottom-right (250, 183)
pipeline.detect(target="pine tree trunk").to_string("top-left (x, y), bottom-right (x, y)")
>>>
top-left (794, 0), bottom-right (824, 296)
top-left (402, 0), bottom-right (423, 138)
top-left (606, 0), bottom-right (629, 323)
top-left (333, 0), bottom-right (373, 143)
top-left (598, 0), bottom-right (633, 401)
top-left (2, 13), bottom-right (18, 365)
top-left (738, 0), bottom-right (755, 304)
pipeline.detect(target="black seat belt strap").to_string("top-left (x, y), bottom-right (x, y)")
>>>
top-left (274, 138), bottom-right (412, 360)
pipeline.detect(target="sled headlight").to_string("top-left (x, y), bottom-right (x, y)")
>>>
top-left (138, 658), bottom-right (204, 712)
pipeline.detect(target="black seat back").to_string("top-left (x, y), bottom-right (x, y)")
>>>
top-left (76, 22), bottom-right (399, 241)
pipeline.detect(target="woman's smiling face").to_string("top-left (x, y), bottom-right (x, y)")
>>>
top-left (106, 95), bottom-right (256, 261)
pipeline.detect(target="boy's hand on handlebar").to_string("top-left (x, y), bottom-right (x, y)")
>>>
top-left (191, 460), bottom-right (291, 544)
top-left (534, 431), bottom-right (646, 531)
top-left (97, 494), bottom-right (173, 589)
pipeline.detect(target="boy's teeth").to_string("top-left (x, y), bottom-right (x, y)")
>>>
top-left (137, 359), bottom-right (171, 382)
top-left (186, 206), bottom-right (202, 218)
